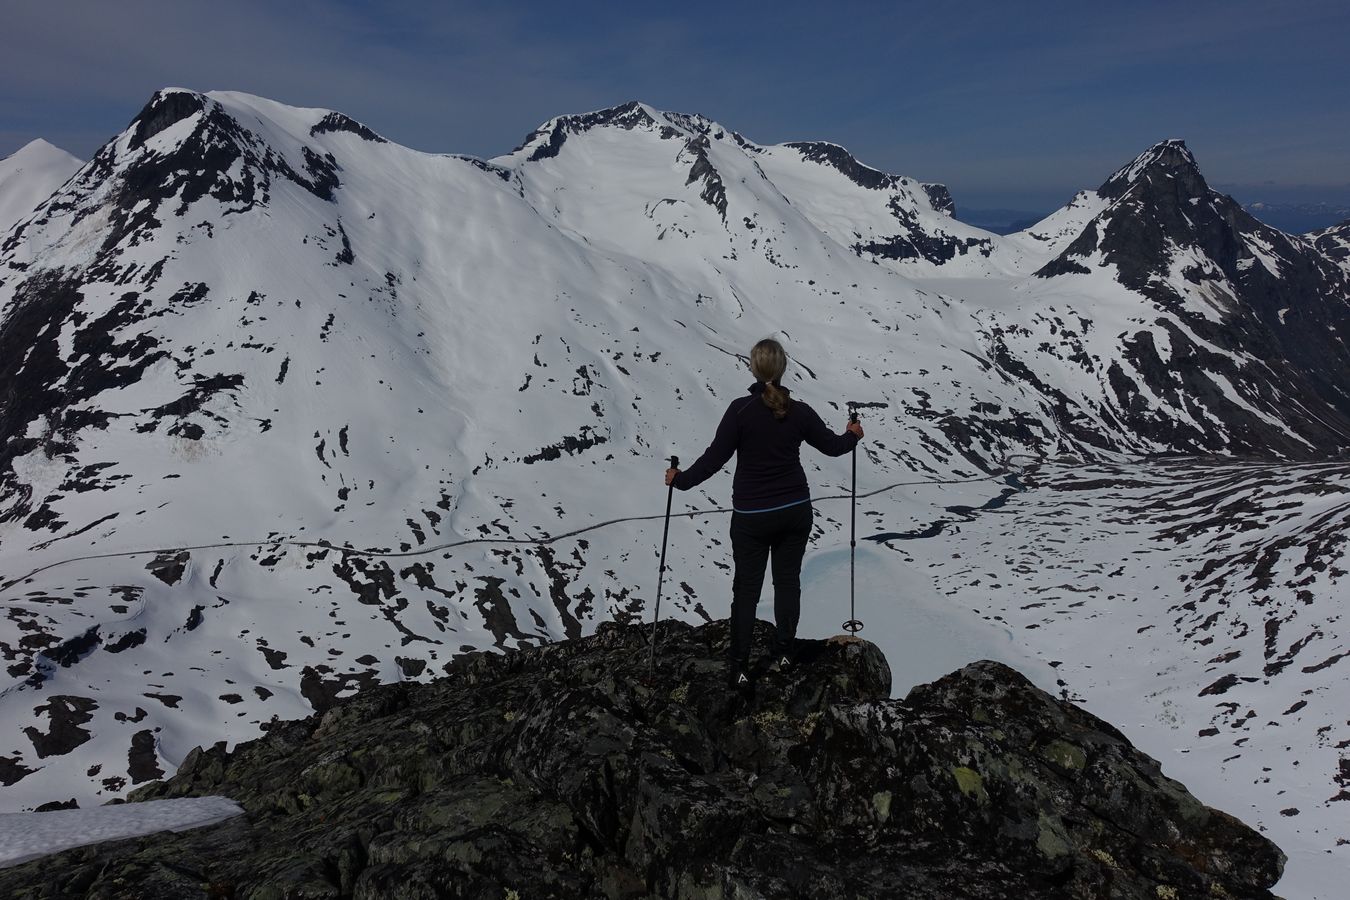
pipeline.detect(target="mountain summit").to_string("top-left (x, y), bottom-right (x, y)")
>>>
top-left (0, 138), bottom-right (82, 236)
top-left (1097, 138), bottom-right (1201, 199)
top-left (0, 621), bottom-right (1287, 898)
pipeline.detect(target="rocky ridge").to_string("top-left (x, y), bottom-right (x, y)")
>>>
top-left (0, 619), bottom-right (1285, 899)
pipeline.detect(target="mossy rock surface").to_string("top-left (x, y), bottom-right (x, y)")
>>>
top-left (0, 619), bottom-right (1284, 899)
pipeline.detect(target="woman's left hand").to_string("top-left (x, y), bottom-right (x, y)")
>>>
top-left (665, 467), bottom-right (680, 487)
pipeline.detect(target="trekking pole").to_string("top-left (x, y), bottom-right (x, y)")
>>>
top-left (843, 406), bottom-right (864, 635)
top-left (649, 454), bottom-right (679, 677)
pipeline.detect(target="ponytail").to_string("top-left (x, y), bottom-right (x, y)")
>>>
top-left (761, 380), bottom-right (790, 420)
top-left (749, 338), bottom-right (791, 421)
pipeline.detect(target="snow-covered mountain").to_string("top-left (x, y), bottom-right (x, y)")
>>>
top-left (0, 139), bottom-right (82, 237)
top-left (1022, 139), bottom-right (1350, 453)
top-left (1, 90), bottom-right (1347, 896)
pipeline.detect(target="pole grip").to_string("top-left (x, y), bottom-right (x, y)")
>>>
top-left (669, 455), bottom-right (679, 468)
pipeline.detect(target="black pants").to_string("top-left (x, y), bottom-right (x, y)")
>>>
top-left (728, 501), bottom-right (813, 666)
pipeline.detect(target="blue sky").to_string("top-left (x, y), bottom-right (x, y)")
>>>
top-left (2, 0), bottom-right (1347, 211)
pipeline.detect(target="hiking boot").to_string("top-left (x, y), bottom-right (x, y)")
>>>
top-left (727, 664), bottom-right (753, 693)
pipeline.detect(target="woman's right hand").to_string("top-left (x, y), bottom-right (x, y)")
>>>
top-left (847, 420), bottom-right (864, 439)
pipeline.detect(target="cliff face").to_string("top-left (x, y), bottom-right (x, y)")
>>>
top-left (0, 619), bottom-right (1284, 899)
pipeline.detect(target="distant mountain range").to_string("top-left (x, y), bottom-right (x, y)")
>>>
top-left (0, 90), bottom-right (1347, 895)
top-left (1240, 200), bottom-right (1350, 234)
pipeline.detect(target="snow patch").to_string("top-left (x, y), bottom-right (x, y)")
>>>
top-left (0, 796), bottom-right (243, 869)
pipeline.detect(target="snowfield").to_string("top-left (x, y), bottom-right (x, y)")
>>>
top-left (0, 90), bottom-right (1346, 897)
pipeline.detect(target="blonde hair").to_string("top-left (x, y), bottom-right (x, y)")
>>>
top-left (750, 338), bottom-right (790, 420)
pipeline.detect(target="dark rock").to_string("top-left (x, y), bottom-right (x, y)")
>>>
top-left (784, 141), bottom-right (897, 191)
top-left (309, 112), bottom-right (387, 143)
top-left (683, 134), bottom-right (729, 222)
top-left (298, 664), bottom-right (380, 714)
top-left (127, 729), bottom-right (163, 784)
top-left (300, 146), bottom-right (341, 202)
top-left (33, 798), bottom-right (79, 811)
top-left (456, 155), bottom-right (513, 181)
top-left (922, 182), bottom-right (956, 217)
top-left (128, 90), bottom-right (206, 151)
top-left (0, 620), bottom-right (1284, 898)
top-left (522, 426), bottom-right (607, 464)
top-left (0, 754), bottom-right (37, 786)
top-left (44, 625), bottom-right (101, 667)
top-left (146, 550), bottom-right (190, 586)
top-left (23, 694), bottom-right (97, 759)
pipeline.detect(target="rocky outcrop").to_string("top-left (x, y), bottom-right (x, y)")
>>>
top-left (1311, 217), bottom-right (1350, 273)
top-left (0, 619), bottom-right (1284, 899)
top-left (782, 141), bottom-right (899, 191)
top-left (310, 112), bottom-right (387, 144)
top-left (922, 182), bottom-right (956, 217)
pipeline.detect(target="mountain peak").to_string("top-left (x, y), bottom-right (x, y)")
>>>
top-left (1099, 138), bottom-right (1200, 199)
top-left (4, 138), bottom-right (78, 165)
top-left (0, 137), bottom-right (84, 236)
top-left (506, 100), bottom-right (735, 163)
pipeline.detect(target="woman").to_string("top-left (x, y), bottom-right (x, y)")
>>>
top-left (665, 338), bottom-right (863, 690)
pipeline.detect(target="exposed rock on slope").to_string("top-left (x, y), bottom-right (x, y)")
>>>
top-left (0, 619), bottom-right (1285, 899)
top-left (1311, 217), bottom-right (1350, 274)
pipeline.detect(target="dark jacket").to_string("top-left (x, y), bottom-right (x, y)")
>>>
top-left (672, 382), bottom-right (859, 511)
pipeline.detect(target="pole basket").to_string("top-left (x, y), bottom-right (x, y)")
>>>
top-left (841, 618), bottom-right (864, 634)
